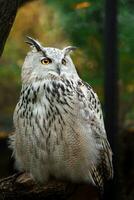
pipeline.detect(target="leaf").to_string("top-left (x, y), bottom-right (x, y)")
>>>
top-left (74, 2), bottom-right (91, 10)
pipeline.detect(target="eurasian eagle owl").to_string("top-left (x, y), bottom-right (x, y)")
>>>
top-left (10, 37), bottom-right (113, 190)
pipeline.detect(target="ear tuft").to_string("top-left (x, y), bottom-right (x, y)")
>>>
top-left (62, 46), bottom-right (77, 57)
top-left (25, 36), bottom-right (42, 52)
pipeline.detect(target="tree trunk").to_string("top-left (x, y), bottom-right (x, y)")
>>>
top-left (0, 0), bottom-right (35, 57)
top-left (0, 173), bottom-right (99, 200)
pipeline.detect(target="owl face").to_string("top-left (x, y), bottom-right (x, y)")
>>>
top-left (22, 37), bottom-right (79, 83)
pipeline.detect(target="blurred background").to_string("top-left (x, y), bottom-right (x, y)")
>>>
top-left (0, 0), bottom-right (133, 199)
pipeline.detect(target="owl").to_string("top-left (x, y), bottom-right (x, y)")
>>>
top-left (10, 36), bottom-right (113, 190)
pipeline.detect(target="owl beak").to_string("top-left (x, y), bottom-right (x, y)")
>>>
top-left (56, 66), bottom-right (61, 75)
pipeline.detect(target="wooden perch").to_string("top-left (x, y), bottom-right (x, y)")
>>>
top-left (0, 173), bottom-right (99, 200)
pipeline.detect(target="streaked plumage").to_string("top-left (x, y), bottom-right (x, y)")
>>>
top-left (10, 37), bottom-right (113, 190)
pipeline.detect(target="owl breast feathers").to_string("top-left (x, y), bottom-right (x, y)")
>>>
top-left (10, 37), bottom-right (113, 190)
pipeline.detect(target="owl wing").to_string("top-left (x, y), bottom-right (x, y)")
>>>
top-left (77, 80), bottom-right (113, 189)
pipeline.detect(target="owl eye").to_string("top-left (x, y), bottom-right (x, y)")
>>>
top-left (41, 58), bottom-right (52, 65)
top-left (62, 58), bottom-right (67, 65)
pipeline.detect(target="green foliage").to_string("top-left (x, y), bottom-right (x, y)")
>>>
top-left (119, 3), bottom-right (134, 74)
top-left (45, 0), bottom-right (104, 61)
top-left (118, 1), bottom-right (134, 120)
top-left (0, 64), bottom-right (21, 116)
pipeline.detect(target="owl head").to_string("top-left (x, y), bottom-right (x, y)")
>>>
top-left (21, 37), bottom-right (79, 84)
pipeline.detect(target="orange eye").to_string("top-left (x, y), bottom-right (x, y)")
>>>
top-left (41, 58), bottom-right (52, 65)
top-left (62, 58), bottom-right (66, 65)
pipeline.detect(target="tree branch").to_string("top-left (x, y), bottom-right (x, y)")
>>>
top-left (0, 0), bottom-right (36, 57)
top-left (0, 173), bottom-right (99, 200)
